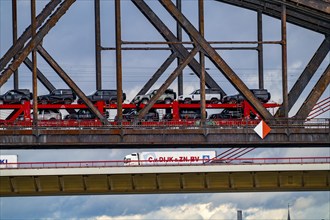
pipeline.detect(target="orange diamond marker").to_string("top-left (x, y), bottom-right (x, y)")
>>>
top-left (254, 120), bottom-right (271, 139)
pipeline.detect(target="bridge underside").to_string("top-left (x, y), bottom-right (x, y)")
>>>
top-left (1, 167), bottom-right (328, 197)
top-left (0, 127), bottom-right (330, 149)
top-left (0, 127), bottom-right (329, 148)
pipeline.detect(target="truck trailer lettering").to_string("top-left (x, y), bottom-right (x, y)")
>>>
top-left (0, 159), bottom-right (8, 164)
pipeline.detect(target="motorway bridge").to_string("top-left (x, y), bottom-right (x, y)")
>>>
top-left (1, 157), bottom-right (329, 196)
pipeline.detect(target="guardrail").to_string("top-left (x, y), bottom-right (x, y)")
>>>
top-left (0, 118), bottom-right (329, 130)
top-left (1, 157), bottom-right (329, 169)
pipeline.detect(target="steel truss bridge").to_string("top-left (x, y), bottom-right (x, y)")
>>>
top-left (1, 157), bottom-right (329, 197)
top-left (0, 0), bottom-right (329, 148)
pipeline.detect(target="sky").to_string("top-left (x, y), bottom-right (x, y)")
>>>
top-left (0, 0), bottom-right (329, 219)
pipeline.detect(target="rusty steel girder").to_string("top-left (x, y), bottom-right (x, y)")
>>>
top-left (159, 0), bottom-right (273, 121)
top-left (137, 53), bottom-right (177, 96)
top-left (215, 0), bottom-right (330, 35)
top-left (132, 0), bottom-right (225, 95)
top-left (138, 46), bottom-right (201, 119)
top-left (295, 64), bottom-right (330, 119)
top-left (23, 58), bottom-right (56, 92)
top-left (0, 0), bottom-right (62, 72)
top-left (0, 0), bottom-right (76, 87)
top-left (276, 36), bottom-right (330, 117)
top-left (37, 45), bottom-right (109, 125)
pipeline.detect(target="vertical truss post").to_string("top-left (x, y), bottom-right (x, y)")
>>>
top-left (115, 0), bottom-right (123, 121)
top-left (131, 0), bottom-right (223, 94)
top-left (23, 58), bottom-right (56, 92)
top-left (0, 0), bottom-right (77, 87)
top-left (37, 45), bottom-right (109, 125)
top-left (95, 0), bottom-right (102, 90)
top-left (12, 0), bottom-right (18, 89)
top-left (138, 46), bottom-right (200, 119)
top-left (176, 0), bottom-right (183, 96)
top-left (276, 36), bottom-right (330, 116)
top-left (199, 0), bottom-right (206, 123)
top-left (31, 0), bottom-right (38, 126)
top-left (257, 10), bottom-right (264, 89)
top-left (137, 53), bottom-right (177, 96)
top-left (0, 0), bottom-right (62, 71)
top-left (281, 1), bottom-right (288, 118)
top-left (159, 0), bottom-right (273, 120)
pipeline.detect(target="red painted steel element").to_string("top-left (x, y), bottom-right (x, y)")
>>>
top-left (308, 97), bottom-right (330, 119)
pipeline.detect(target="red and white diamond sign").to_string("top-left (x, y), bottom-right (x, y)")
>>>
top-left (254, 120), bottom-right (271, 139)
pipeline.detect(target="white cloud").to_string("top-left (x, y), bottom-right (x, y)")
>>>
top-left (93, 203), bottom-right (236, 220)
top-left (90, 197), bottom-right (330, 220)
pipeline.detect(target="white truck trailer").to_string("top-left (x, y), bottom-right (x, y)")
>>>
top-left (0, 155), bottom-right (18, 168)
top-left (124, 151), bottom-right (216, 166)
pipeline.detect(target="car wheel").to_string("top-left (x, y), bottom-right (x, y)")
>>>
top-left (164, 98), bottom-right (172, 104)
top-left (184, 98), bottom-right (192, 104)
top-left (20, 99), bottom-right (28, 104)
top-left (229, 98), bottom-right (237, 104)
top-left (40, 99), bottom-right (48, 104)
top-left (109, 99), bottom-right (117, 104)
top-left (141, 99), bottom-right (149, 104)
top-left (211, 98), bottom-right (219, 104)
top-left (64, 99), bottom-right (71, 104)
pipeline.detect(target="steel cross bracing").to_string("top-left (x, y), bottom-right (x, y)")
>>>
top-left (0, 0), bottom-right (329, 148)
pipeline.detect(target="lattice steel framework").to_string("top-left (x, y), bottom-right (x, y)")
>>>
top-left (0, 0), bottom-right (329, 124)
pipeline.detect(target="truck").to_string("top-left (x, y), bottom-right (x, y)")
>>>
top-left (0, 155), bottom-right (18, 168)
top-left (124, 151), bottom-right (216, 165)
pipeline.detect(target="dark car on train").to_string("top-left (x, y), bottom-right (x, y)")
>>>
top-left (222, 89), bottom-right (271, 104)
top-left (77, 89), bottom-right (126, 104)
top-left (37, 89), bottom-right (76, 104)
top-left (0, 89), bottom-right (32, 104)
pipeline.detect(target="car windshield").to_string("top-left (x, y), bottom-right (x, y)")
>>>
top-left (190, 90), bottom-right (200, 95)
top-left (147, 90), bottom-right (156, 96)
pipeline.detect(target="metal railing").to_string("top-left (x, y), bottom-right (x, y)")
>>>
top-left (0, 118), bottom-right (329, 130)
top-left (1, 157), bottom-right (329, 169)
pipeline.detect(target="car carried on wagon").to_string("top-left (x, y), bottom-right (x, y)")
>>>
top-left (222, 89), bottom-right (271, 104)
top-left (178, 88), bottom-right (222, 104)
top-left (132, 89), bottom-right (177, 105)
top-left (0, 89), bottom-right (32, 104)
top-left (77, 89), bottom-right (126, 104)
top-left (37, 89), bottom-right (76, 104)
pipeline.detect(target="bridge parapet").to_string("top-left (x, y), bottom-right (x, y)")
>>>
top-left (0, 118), bottom-right (328, 148)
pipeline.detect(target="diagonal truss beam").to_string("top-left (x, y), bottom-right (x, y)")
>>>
top-left (132, 0), bottom-right (225, 96)
top-left (0, 0), bottom-right (76, 87)
top-left (159, 0), bottom-right (273, 120)
top-left (138, 46), bottom-right (200, 119)
top-left (0, 0), bottom-right (62, 71)
top-left (276, 36), bottom-right (330, 116)
top-left (137, 52), bottom-right (177, 96)
top-left (37, 45), bottom-right (109, 125)
top-left (295, 64), bottom-right (330, 119)
top-left (23, 58), bottom-right (56, 92)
